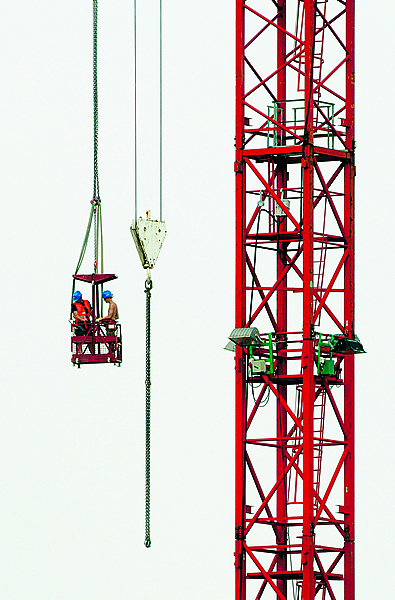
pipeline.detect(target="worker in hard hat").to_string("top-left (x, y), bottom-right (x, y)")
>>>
top-left (72, 290), bottom-right (92, 335)
top-left (98, 291), bottom-right (119, 353)
top-left (98, 290), bottom-right (119, 321)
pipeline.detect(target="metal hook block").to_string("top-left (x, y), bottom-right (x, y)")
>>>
top-left (131, 216), bottom-right (167, 270)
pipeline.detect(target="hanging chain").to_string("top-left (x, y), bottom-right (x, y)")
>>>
top-left (144, 273), bottom-right (153, 548)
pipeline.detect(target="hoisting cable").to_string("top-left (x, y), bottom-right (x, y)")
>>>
top-left (70, 0), bottom-right (104, 320)
top-left (159, 0), bottom-right (163, 221)
top-left (144, 272), bottom-right (153, 548)
top-left (134, 0), bottom-right (138, 223)
top-left (92, 0), bottom-right (102, 276)
top-left (132, 0), bottom-right (166, 549)
top-left (133, 0), bottom-right (162, 223)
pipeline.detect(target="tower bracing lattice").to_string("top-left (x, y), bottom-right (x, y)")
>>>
top-left (234, 0), bottom-right (358, 598)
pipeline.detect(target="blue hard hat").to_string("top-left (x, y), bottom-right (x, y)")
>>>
top-left (73, 290), bottom-right (82, 302)
top-left (102, 290), bottom-right (113, 299)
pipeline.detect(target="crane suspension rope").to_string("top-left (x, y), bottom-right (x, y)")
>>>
top-left (92, 0), bottom-right (102, 275)
top-left (93, 0), bottom-right (100, 203)
top-left (132, 0), bottom-right (167, 549)
top-left (134, 0), bottom-right (163, 222)
top-left (159, 0), bottom-right (163, 221)
top-left (71, 0), bottom-right (103, 316)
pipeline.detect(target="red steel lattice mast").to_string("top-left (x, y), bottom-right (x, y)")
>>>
top-left (234, 0), bottom-right (358, 598)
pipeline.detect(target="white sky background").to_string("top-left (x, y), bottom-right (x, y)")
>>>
top-left (0, 1), bottom-right (393, 599)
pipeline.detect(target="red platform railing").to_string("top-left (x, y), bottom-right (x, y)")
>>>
top-left (71, 319), bottom-right (122, 366)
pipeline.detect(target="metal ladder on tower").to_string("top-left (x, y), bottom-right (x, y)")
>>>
top-left (312, 387), bottom-right (327, 511)
top-left (313, 234), bottom-right (328, 326)
top-left (296, 0), bottom-right (328, 106)
top-left (287, 384), bottom-right (303, 505)
top-left (287, 384), bottom-right (327, 511)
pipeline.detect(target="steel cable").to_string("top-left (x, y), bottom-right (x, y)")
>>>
top-left (159, 0), bottom-right (163, 221)
top-left (92, 0), bottom-right (102, 275)
top-left (74, 204), bottom-right (95, 275)
top-left (71, 204), bottom-right (95, 319)
top-left (133, 0), bottom-right (163, 222)
top-left (144, 276), bottom-right (153, 548)
top-left (133, 0), bottom-right (165, 548)
top-left (93, 0), bottom-right (100, 202)
top-left (71, 1), bottom-right (103, 316)
top-left (94, 207), bottom-right (98, 272)
top-left (134, 0), bottom-right (138, 222)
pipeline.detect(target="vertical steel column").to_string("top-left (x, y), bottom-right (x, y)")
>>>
top-left (344, 0), bottom-right (355, 596)
top-left (276, 2), bottom-right (288, 597)
top-left (235, 0), bottom-right (246, 595)
top-left (301, 2), bottom-right (315, 598)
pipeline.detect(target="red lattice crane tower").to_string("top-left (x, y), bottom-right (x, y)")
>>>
top-left (233, 0), bottom-right (361, 598)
